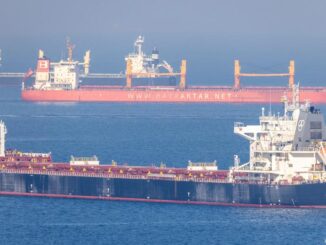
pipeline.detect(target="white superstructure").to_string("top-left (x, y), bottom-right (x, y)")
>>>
top-left (33, 40), bottom-right (90, 90)
top-left (70, 156), bottom-right (99, 166)
top-left (187, 161), bottom-right (218, 171)
top-left (233, 85), bottom-right (326, 184)
top-left (0, 121), bottom-right (7, 157)
top-left (125, 36), bottom-right (174, 75)
top-left (51, 60), bottom-right (80, 90)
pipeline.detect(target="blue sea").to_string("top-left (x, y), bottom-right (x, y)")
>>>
top-left (0, 81), bottom-right (325, 245)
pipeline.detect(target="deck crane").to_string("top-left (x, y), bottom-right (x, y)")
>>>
top-left (159, 60), bottom-right (174, 73)
top-left (234, 60), bottom-right (295, 89)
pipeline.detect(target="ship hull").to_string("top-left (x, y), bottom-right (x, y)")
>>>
top-left (21, 86), bottom-right (326, 103)
top-left (1, 173), bottom-right (325, 208)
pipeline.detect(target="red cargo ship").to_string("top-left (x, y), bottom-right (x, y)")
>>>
top-left (21, 42), bottom-right (326, 103)
top-left (22, 85), bottom-right (326, 103)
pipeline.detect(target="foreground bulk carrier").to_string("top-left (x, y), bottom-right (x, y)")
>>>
top-left (21, 37), bottom-right (326, 103)
top-left (3, 86), bottom-right (326, 207)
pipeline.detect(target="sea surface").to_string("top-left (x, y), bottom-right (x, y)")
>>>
top-left (0, 81), bottom-right (325, 245)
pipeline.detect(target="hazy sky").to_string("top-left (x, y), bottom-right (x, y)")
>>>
top-left (1, 0), bottom-right (326, 85)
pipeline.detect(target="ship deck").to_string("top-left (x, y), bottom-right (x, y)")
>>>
top-left (75, 85), bottom-right (326, 91)
top-left (1, 151), bottom-right (323, 185)
top-left (0, 160), bottom-right (232, 183)
top-left (0, 155), bottom-right (313, 185)
top-left (0, 150), bottom-right (248, 183)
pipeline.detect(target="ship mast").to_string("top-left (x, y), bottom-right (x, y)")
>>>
top-left (292, 83), bottom-right (300, 108)
top-left (284, 83), bottom-right (302, 116)
top-left (134, 36), bottom-right (144, 56)
top-left (66, 37), bottom-right (75, 62)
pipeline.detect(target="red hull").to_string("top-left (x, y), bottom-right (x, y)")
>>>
top-left (21, 86), bottom-right (326, 103)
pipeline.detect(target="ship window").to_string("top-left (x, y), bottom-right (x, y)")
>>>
top-left (311, 132), bottom-right (322, 140)
top-left (310, 121), bottom-right (322, 129)
top-left (245, 133), bottom-right (254, 138)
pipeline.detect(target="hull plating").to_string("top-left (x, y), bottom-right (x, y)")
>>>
top-left (1, 173), bottom-right (325, 207)
top-left (21, 87), bottom-right (326, 103)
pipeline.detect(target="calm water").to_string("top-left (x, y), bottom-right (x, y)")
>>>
top-left (0, 82), bottom-right (325, 245)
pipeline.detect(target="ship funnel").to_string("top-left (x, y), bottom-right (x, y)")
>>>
top-left (84, 50), bottom-right (91, 75)
top-left (38, 50), bottom-right (44, 59)
top-left (0, 121), bottom-right (7, 157)
top-left (151, 47), bottom-right (159, 66)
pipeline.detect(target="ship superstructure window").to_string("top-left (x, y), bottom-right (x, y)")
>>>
top-left (245, 133), bottom-right (254, 138)
top-left (311, 132), bottom-right (322, 140)
top-left (310, 121), bottom-right (322, 129)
